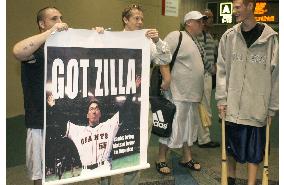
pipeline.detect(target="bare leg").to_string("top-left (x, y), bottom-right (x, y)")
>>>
top-left (181, 143), bottom-right (192, 162)
top-left (181, 143), bottom-right (200, 170)
top-left (228, 156), bottom-right (236, 178)
top-left (34, 179), bottom-right (42, 185)
top-left (158, 143), bottom-right (168, 162)
top-left (157, 143), bottom-right (170, 174)
top-left (247, 163), bottom-right (258, 185)
top-left (227, 156), bottom-right (237, 185)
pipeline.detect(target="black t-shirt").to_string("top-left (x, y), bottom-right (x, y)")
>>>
top-left (241, 23), bottom-right (265, 48)
top-left (21, 45), bottom-right (44, 129)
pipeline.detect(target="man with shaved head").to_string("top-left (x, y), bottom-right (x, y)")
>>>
top-left (13, 7), bottom-right (68, 185)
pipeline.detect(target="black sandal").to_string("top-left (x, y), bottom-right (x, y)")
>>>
top-left (179, 159), bottom-right (201, 171)
top-left (155, 161), bottom-right (171, 175)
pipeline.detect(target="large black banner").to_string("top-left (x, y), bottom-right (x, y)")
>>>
top-left (44, 29), bottom-right (150, 185)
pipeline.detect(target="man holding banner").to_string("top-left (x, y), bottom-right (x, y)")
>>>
top-left (12, 7), bottom-right (68, 185)
top-left (122, 4), bottom-right (171, 66)
top-left (120, 4), bottom-right (171, 185)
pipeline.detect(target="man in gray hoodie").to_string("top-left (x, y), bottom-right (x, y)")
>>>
top-left (216, 0), bottom-right (278, 185)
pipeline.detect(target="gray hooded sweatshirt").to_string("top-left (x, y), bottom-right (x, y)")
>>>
top-left (215, 23), bottom-right (278, 127)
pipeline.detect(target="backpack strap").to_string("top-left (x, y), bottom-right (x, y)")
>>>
top-left (169, 31), bottom-right (183, 71)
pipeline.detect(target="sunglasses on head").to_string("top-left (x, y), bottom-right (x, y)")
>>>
top-left (122, 4), bottom-right (142, 17)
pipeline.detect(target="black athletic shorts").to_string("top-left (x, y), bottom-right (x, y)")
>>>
top-left (225, 121), bottom-right (266, 164)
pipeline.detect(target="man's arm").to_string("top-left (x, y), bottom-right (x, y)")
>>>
top-left (160, 64), bottom-right (171, 91)
top-left (268, 35), bottom-right (279, 117)
top-left (215, 33), bottom-right (228, 118)
top-left (146, 29), bottom-right (171, 65)
top-left (46, 95), bottom-right (69, 137)
top-left (13, 22), bottom-right (68, 61)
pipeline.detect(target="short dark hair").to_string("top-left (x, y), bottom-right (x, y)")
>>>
top-left (121, 4), bottom-right (143, 27)
top-left (88, 99), bottom-right (104, 124)
top-left (87, 100), bottom-right (101, 112)
top-left (36, 7), bottom-right (59, 26)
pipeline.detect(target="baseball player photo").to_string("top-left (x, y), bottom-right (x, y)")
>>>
top-left (47, 96), bottom-right (120, 175)
top-left (43, 32), bottom-right (147, 183)
top-left (45, 76), bottom-right (141, 181)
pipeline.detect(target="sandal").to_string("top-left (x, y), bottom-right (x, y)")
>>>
top-left (155, 161), bottom-right (171, 175)
top-left (179, 159), bottom-right (201, 171)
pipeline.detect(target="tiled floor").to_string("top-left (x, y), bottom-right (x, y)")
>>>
top-left (6, 133), bottom-right (279, 185)
top-left (7, 95), bottom-right (279, 185)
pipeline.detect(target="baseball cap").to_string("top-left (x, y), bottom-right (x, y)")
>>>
top-left (184, 11), bottom-right (207, 23)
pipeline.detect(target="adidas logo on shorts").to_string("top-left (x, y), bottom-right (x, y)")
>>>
top-left (152, 110), bottom-right (168, 129)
